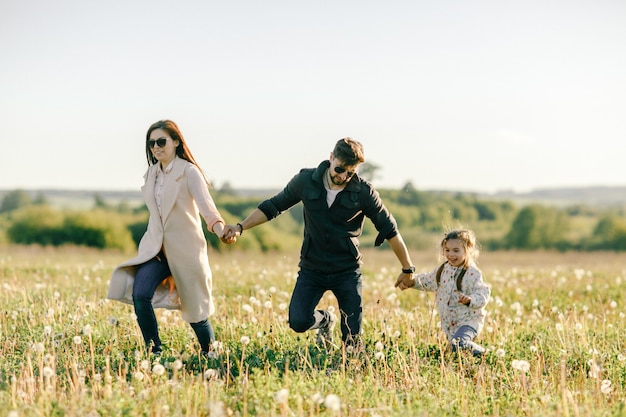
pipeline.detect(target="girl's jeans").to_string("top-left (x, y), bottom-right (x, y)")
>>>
top-left (451, 325), bottom-right (485, 356)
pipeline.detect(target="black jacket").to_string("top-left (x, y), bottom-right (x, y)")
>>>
top-left (258, 160), bottom-right (398, 274)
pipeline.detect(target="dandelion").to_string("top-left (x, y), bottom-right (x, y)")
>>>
top-left (278, 303), bottom-right (288, 311)
top-left (42, 366), bottom-right (55, 378)
top-left (530, 345), bottom-right (538, 353)
top-left (140, 360), bottom-right (150, 370)
top-left (588, 360), bottom-right (602, 379)
top-left (172, 359), bottom-right (183, 371)
top-left (324, 394), bottom-right (341, 412)
top-left (495, 348), bottom-right (506, 358)
top-left (312, 393), bottom-right (324, 405)
top-left (8, 411), bottom-right (18, 417)
top-left (275, 388), bottom-right (289, 405)
top-left (82, 325), bottom-right (92, 336)
top-left (601, 379), bottom-right (612, 395)
top-left (511, 360), bottom-right (530, 373)
top-left (610, 301), bottom-right (618, 309)
top-left (374, 351), bottom-right (385, 361)
top-left (375, 341), bottom-right (384, 351)
top-left (108, 317), bottom-right (118, 325)
top-left (204, 369), bottom-right (218, 380)
top-left (152, 363), bottom-right (165, 376)
top-left (240, 336), bottom-right (250, 345)
top-left (618, 353), bottom-right (626, 362)
top-left (555, 323), bottom-right (563, 332)
top-left (34, 342), bottom-right (45, 353)
top-left (44, 326), bottom-right (52, 336)
top-left (133, 371), bottom-right (144, 381)
top-left (73, 336), bottom-right (83, 345)
top-left (242, 304), bottom-right (253, 313)
top-left (264, 301), bottom-right (272, 309)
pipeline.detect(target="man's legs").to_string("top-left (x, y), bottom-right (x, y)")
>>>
top-left (288, 269), bottom-right (327, 333)
top-left (331, 269), bottom-right (362, 346)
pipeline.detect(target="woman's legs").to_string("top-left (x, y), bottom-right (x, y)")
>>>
top-left (190, 319), bottom-right (216, 353)
top-left (133, 255), bottom-right (171, 353)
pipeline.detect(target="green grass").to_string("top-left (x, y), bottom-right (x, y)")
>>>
top-left (1, 245), bottom-right (626, 416)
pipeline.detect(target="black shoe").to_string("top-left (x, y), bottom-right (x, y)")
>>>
top-left (151, 345), bottom-right (163, 356)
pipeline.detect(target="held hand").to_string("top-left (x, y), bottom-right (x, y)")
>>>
top-left (220, 234), bottom-right (237, 244)
top-left (394, 272), bottom-right (415, 291)
top-left (222, 224), bottom-right (240, 240)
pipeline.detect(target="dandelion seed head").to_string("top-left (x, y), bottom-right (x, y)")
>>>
top-left (204, 369), bottom-right (218, 380)
top-left (495, 349), bottom-right (506, 358)
top-left (34, 342), bottom-right (45, 353)
top-left (140, 360), bottom-right (150, 370)
top-left (555, 323), bottom-right (563, 332)
top-left (511, 359), bottom-right (530, 373)
top-left (172, 359), bottom-right (183, 370)
top-left (242, 304), bottom-right (253, 313)
top-left (312, 392), bottom-right (324, 404)
top-left (618, 354), bottom-right (626, 362)
top-left (263, 301), bottom-right (272, 309)
top-left (43, 366), bottom-right (55, 378)
top-left (152, 364), bottom-right (165, 376)
top-left (601, 379), bottom-right (612, 395)
top-left (375, 341), bottom-right (384, 351)
top-left (133, 371), bottom-right (144, 381)
top-left (240, 336), bottom-right (250, 345)
top-left (275, 388), bottom-right (289, 404)
top-left (73, 336), bottom-right (82, 345)
top-left (44, 326), bottom-right (52, 336)
top-left (375, 351), bottom-right (385, 361)
top-left (610, 301), bottom-right (618, 309)
top-left (82, 325), bottom-right (92, 336)
top-left (324, 394), bottom-right (341, 412)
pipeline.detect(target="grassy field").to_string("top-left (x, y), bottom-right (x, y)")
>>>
top-left (1, 245), bottom-right (626, 416)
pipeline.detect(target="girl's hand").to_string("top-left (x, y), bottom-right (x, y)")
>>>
top-left (458, 293), bottom-right (472, 306)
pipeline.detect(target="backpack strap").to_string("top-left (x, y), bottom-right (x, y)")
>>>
top-left (436, 262), bottom-right (467, 291)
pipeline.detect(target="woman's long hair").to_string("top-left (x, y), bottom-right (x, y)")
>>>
top-left (145, 120), bottom-right (211, 187)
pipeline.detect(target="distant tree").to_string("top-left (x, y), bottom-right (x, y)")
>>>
top-left (0, 189), bottom-right (32, 213)
top-left (33, 192), bottom-right (48, 206)
top-left (505, 204), bottom-right (569, 249)
top-left (358, 161), bottom-right (381, 182)
top-left (94, 193), bottom-right (109, 209)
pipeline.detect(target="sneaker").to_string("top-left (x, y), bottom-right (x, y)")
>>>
top-left (315, 311), bottom-right (337, 348)
top-left (151, 345), bottom-right (163, 356)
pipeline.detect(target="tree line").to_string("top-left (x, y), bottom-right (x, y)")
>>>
top-left (1, 186), bottom-right (625, 253)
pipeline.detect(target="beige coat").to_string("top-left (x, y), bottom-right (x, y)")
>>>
top-left (107, 157), bottom-right (224, 323)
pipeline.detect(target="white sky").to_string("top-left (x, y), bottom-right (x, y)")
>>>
top-left (1, 0), bottom-right (624, 193)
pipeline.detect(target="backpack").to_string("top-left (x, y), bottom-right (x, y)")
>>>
top-left (435, 262), bottom-right (466, 291)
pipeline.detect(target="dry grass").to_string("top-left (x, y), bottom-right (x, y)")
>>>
top-left (1, 245), bottom-right (626, 416)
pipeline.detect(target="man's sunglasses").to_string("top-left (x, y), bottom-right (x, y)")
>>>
top-left (334, 166), bottom-right (356, 178)
top-left (147, 138), bottom-right (170, 148)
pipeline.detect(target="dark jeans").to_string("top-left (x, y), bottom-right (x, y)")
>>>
top-left (133, 254), bottom-right (215, 352)
top-left (288, 267), bottom-right (362, 344)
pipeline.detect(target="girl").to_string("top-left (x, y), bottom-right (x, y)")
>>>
top-left (395, 229), bottom-right (490, 357)
top-left (107, 120), bottom-right (235, 356)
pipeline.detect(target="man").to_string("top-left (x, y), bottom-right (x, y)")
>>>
top-left (224, 138), bottom-right (416, 348)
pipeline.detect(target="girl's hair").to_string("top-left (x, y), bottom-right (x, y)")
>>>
top-left (145, 120), bottom-right (211, 187)
top-left (332, 137), bottom-right (365, 166)
top-left (440, 229), bottom-right (480, 268)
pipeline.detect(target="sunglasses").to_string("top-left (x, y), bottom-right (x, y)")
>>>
top-left (147, 138), bottom-right (170, 148)
top-left (334, 165), bottom-right (356, 178)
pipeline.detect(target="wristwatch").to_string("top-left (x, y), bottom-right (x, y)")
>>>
top-left (402, 266), bottom-right (416, 274)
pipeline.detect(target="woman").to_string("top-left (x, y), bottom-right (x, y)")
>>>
top-left (107, 120), bottom-right (234, 355)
